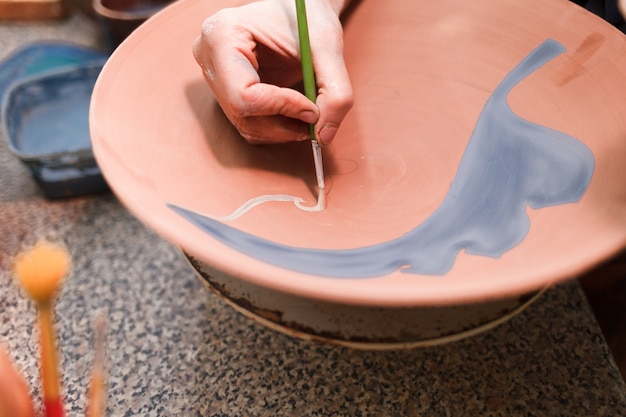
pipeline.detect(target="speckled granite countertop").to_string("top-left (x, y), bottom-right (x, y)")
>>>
top-left (1, 11), bottom-right (626, 417)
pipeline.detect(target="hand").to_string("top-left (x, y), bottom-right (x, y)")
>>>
top-left (192, 0), bottom-right (353, 145)
top-left (0, 345), bottom-right (35, 417)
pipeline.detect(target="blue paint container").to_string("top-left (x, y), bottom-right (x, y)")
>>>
top-left (1, 60), bottom-right (110, 198)
top-left (0, 41), bottom-right (108, 101)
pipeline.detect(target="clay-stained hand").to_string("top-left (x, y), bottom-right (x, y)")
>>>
top-left (192, 0), bottom-right (353, 145)
top-left (0, 345), bottom-right (35, 417)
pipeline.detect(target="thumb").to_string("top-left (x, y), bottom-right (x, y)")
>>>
top-left (311, 49), bottom-right (354, 145)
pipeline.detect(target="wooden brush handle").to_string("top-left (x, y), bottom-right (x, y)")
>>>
top-left (38, 304), bottom-right (65, 417)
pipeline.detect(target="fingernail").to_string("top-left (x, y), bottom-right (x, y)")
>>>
top-left (318, 124), bottom-right (338, 146)
top-left (299, 110), bottom-right (318, 124)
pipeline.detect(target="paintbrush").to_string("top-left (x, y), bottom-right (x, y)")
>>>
top-left (86, 314), bottom-right (107, 417)
top-left (295, 0), bottom-right (326, 209)
top-left (13, 240), bottom-right (71, 417)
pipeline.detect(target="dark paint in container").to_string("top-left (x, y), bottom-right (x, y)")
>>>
top-left (93, 0), bottom-right (175, 49)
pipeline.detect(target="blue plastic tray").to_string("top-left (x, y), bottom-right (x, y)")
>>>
top-left (2, 60), bottom-right (110, 198)
top-left (0, 41), bottom-right (108, 103)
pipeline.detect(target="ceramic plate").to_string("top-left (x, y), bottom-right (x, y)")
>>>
top-left (90, 0), bottom-right (626, 306)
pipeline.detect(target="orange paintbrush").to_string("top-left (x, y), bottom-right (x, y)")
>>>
top-left (14, 240), bottom-right (70, 417)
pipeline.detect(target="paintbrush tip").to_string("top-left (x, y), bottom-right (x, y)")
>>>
top-left (13, 240), bottom-right (71, 304)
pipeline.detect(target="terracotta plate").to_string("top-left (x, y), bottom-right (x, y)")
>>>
top-left (90, 0), bottom-right (626, 306)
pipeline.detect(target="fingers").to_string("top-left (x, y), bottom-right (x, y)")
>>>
top-left (194, 40), bottom-right (319, 144)
top-left (192, 2), bottom-right (353, 145)
top-left (236, 83), bottom-right (319, 143)
top-left (193, 9), bottom-right (319, 144)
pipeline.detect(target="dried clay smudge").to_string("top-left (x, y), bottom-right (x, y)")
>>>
top-left (168, 39), bottom-right (595, 278)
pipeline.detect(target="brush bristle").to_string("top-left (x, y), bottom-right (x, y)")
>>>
top-left (13, 240), bottom-right (71, 303)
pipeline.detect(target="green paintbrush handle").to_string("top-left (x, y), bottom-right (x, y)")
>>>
top-left (295, 0), bottom-right (317, 139)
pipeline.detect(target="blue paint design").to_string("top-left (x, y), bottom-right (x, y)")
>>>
top-left (169, 39), bottom-right (595, 278)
